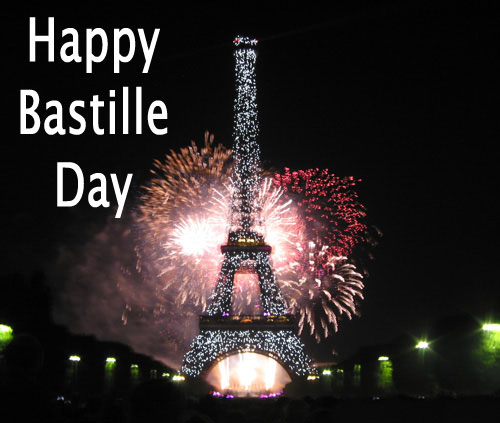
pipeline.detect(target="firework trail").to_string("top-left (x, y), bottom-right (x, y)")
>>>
top-left (136, 134), bottom-right (372, 343)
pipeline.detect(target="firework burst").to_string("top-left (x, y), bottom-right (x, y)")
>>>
top-left (136, 131), bottom-right (232, 312)
top-left (136, 135), bottom-right (371, 343)
top-left (272, 168), bottom-right (368, 341)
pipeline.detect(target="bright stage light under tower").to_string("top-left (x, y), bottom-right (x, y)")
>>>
top-left (205, 352), bottom-right (292, 397)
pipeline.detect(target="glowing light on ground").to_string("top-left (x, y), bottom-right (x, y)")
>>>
top-left (377, 357), bottom-right (394, 392)
top-left (416, 341), bottom-right (429, 349)
top-left (0, 324), bottom-right (13, 348)
top-left (0, 324), bottom-right (13, 334)
top-left (205, 352), bottom-right (291, 397)
top-left (483, 323), bottom-right (500, 332)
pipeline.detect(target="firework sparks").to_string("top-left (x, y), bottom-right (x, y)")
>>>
top-left (135, 136), bottom-right (370, 343)
top-left (172, 216), bottom-right (219, 257)
top-left (136, 131), bottom-right (232, 314)
top-left (272, 168), bottom-right (368, 341)
top-left (273, 168), bottom-right (367, 258)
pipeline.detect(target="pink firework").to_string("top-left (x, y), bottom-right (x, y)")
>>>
top-left (274, 168), bottom-right (367, 258)
top-left (136, 132), bottom-right (232, 312)
top-left (136, 137), bottom-right (370, 343)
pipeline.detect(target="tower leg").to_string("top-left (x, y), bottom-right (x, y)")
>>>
top-left (206, 255), bottom-right (239, 316)
top-left (255, 252), bottom-right (287, 315)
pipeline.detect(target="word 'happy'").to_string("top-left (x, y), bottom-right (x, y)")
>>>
top-left (29, 17), bottom-right (159, 73)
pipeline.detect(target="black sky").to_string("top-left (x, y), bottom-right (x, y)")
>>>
top-left (2, 1), bottom-right (499, 359)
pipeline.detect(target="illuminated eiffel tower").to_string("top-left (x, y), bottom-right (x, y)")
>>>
top-left (181, 36), bottom-right (314, 391)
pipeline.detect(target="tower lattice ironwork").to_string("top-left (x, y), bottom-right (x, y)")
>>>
top-left (181, 36), bottom-right (314, 379)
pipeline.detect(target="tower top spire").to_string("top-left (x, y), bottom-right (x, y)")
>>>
top-left (233, 36), bottom-right (258, 47)
top-left (230, 34), bottom-right (261, 238)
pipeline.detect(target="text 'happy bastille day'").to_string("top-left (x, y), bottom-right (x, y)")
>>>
top-left (21, 18), bottom-right (167, 218)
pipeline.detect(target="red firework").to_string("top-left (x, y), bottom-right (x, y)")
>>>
top-left (274, 168), bottom-right (367, 260)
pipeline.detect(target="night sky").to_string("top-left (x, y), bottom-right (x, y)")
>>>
top-left (2, 2), bottom-right (499, 362)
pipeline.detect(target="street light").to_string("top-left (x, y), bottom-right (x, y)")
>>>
top-left (0, 324), bottom-right (13, 335)
top-left (416, 341), bottom-right (429, 349)
top-left (0, 324), bottom-right (13, 345)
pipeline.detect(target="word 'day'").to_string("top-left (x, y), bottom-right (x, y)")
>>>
top-left (57, 162), bottom-right (132, 218)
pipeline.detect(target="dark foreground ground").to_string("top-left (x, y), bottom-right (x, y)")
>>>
top-left (1, 332), bottom-right (499, 422)
top-left (185, 395), bottom-right (499, 423)
top-left (1, 378), bottom-right (499, 423)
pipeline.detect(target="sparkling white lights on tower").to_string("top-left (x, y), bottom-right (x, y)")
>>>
top-left (181, 329), bottom-right (312, 378)
top-left (231, 36), bottom-right (261, 235)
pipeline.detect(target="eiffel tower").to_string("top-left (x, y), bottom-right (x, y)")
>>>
top-left (181, 36), bottom-right (314, 385)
